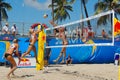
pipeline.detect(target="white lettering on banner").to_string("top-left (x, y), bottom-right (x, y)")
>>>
top-left (18, 62), bottom-right (31, 66)
top-left (14, 57), bottom-right (36, 68)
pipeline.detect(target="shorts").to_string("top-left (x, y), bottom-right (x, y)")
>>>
top-left (4, 53), bottom-right (12, 58)
top-left (29, 43), bottom-right (35, 47)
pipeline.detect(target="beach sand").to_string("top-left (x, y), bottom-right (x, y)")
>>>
top-left (0, 64), bottom-right (118, 80)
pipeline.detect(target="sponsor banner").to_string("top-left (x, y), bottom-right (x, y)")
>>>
top-left (14, 57), bottom-right (36, 68)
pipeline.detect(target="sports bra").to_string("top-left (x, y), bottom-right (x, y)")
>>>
top-left (9, 43), bottom-right (16, 50)
top-left (31, 34), bottom-right (37, 40)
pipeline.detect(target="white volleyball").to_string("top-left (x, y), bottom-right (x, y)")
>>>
top-left (43, 14), bottom-right (48, 18)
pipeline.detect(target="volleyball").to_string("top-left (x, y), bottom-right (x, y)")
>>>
top-left (43, 14), bottom-right (48, 18)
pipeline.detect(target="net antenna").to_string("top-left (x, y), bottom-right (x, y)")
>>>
top-left (46, 10), bottom-right (115, 48)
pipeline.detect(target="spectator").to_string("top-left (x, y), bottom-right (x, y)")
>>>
top-left (76, 27), bottom-right (81, 38)
top-left (88, 27), bottom-right (94, 38)
top-left (11, 23), bottom-right (18, 37)
top-left (101, 29), bottom-right (108, 38)
top-left (2, 23), bottom-right (10, 34)
top-left (114, 53), bottom-right (119, 66)
top-left (66, 54), bottom-right (72, 66)
top-left (44, 42), bottom-right (51, 67)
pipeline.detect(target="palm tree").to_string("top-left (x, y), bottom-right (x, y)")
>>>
top-left (94, 0), bottom-right (120, 25)
top-left (81, 0), bottom-right (91, 27)
top-left (49, 0), bottom-right (75, 23)
top-left (0, 0), bottom-right (12, 30)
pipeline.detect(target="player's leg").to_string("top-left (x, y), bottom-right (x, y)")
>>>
top-left (6, 56), bottom-right (17, 80)
top-left (21, 45), bottom-right (33, 57)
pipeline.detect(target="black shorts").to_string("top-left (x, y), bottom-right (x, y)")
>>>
top-left (29, 43), bottom-right (35, 47)
top-left (4, 53), bottom-right (12, 58)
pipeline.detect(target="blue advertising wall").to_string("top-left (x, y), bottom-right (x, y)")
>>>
top-left (48, 38), bottom-right (118, 64)
top-left (0, 37), bottom-right (120, 64)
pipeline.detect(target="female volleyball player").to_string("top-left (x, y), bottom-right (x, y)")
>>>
top-left (49, 20), bottom-right (68, 64)
top-left (4, 39), bottom-right (20, 80)
top-left (21, 27), bottom-right (42, 64)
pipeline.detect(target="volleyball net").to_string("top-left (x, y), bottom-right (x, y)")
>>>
top-left (46, 10), bottom-right (115, 48)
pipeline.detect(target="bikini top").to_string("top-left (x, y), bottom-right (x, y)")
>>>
top-left (10, 43), bottom-right (16, 50)
top-left (31, 34), bottom-right (37, 40)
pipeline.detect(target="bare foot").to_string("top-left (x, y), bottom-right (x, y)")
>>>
top-left (12, 72), bottom-right (14, 75)
top-left (7, 75), bottom-right (11, 80)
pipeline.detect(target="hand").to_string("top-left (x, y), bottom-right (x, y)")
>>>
top-left (18, 59), bottom-right (21, 65)
top-left (49, 20), bottom-right (53, 24)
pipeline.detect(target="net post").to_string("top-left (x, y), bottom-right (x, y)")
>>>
top-left (112, 10), bottom-right (115, 46)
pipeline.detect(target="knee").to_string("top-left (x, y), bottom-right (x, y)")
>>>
top-left (12, 65), bottom-right (17, 69)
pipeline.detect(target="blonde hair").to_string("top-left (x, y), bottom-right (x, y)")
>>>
top-left (13, 39), bottom-right (18, 43)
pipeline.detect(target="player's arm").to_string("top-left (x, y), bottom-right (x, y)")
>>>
top-left (49, 20), bottom-right (57, 27)
top-left (35, 25), bottom-right (43, 34)
top-left (35, 29), bottom-right (42, 34)
top-left (15, 44), bottom-right (20, 60)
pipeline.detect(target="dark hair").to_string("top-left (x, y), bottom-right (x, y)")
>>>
top-left (54, 29), bottom-right (59, 33)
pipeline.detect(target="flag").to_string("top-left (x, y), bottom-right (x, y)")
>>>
top-left (114, 18), bottom-right (120, 37)
top-left (36, 25), bottom-right (46, 70)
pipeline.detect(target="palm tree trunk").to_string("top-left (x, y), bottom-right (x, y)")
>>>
top-left (80, 0), bottom-right (84, 29)
top-left (82, 0), bottom-right (91, 27)
top-left (0, 8), bottom-right (2, 31)
top-left (52, 0), bottom-right (54, 22)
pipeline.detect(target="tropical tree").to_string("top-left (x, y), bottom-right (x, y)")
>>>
top-left (0, 0), bottom-right (12, 30)
top-left (49, 0), bottom-right (75, 23)
top-left (81, 0), bottom-right (91, 27)
top-left (94, 0), bottom-right (120, 25)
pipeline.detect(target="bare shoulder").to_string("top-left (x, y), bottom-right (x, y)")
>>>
top-left (15, 43), bottom-right (19, 48)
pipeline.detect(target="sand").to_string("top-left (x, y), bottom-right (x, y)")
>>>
top-left (0, 64), bottom-right (118, 80)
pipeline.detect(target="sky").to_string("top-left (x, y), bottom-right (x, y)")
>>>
top-left (4, 0), bottom-right (97, 34)
top-left (5, 0), bottom-right (96, 24)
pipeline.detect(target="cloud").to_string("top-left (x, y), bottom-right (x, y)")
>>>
top-left (24, 0), bottom-right (51, 10)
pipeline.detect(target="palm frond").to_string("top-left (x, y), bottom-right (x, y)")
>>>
top-left (64, 5), bottom-right (73, 11)
top-left (97, 15), bottom-right (109, 26)
top-left (0, 2), bottom-right (12, 10)
top-left (1, 8), bottom-right (8, 21)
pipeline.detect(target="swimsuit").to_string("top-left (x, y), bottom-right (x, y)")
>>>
top-left (29, 43), bottom-right (35, 47)
top-left (4, 53), bottom-right (12, 58)
top-left (4, 44), bottom-right (16, 58)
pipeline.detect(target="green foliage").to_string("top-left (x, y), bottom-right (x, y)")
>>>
top-left (0, 0), bottom-right (12, 21)
top-left (49, 0), bottom-right (75, 23)
top-left (94, 0), bottom-right (120, 26)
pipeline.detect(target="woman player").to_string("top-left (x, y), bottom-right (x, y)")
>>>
top-left (4, 39), bottom-right (20, 80)
top-left (49, 20), bottom-right (68, 64)
top-left (21, 26), bottom-right (42, 64)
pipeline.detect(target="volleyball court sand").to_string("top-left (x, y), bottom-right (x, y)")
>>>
top-left (0, 64), bottom-right (118, 80)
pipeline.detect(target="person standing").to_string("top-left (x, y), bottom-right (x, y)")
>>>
top-left (11, 23), bottom-right (17, 37)
top-left (114, 53), bottom-right (120, 66)
top-left (2, 23), bottom-right (10, 34)
top-left (4, 39), bottom-right (21, 80)
top-left (44, 42), bottom-right (51, 67)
